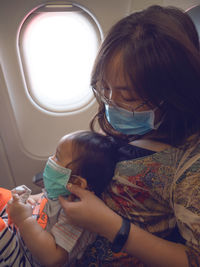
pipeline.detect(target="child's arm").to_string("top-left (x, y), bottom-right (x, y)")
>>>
top-left (7, 194), bottom-right (68, 267)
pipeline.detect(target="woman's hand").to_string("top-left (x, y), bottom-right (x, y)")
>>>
top-left (59, 184), bottom-right (122, 241)
top-left (7, 194), bottom-right (32, 227)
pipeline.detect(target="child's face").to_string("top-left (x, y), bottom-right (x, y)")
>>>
top-left (51, 132), bottom-right (75, 168)
top-left (51, 131), bottom-right (87, 189)
top-left (51, 130), bottom-right (85, 168)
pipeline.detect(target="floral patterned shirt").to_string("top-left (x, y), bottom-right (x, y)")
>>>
top-left (77, 141), bottom-right (200, 267)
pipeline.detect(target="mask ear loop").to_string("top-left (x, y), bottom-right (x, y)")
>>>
top-left (152, 101), bottom-right (165, 129)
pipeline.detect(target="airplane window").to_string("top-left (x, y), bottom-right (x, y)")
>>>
top-left (19, 4), bottom-right (102, 113)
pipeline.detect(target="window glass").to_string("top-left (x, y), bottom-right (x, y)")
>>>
top-left (19, 5), bottom-right (102, 112)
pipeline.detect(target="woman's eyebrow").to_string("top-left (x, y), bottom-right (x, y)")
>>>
top-left (113, 86), bottom-right (140, 100)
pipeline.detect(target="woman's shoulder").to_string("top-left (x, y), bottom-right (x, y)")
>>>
top-left (129, 134), bottom-right (200, 152)
top-left (114, 137), bottom-right (200, 186)
top-left (116, 140), bottom-right (174, 168)
top-left (129, 139), bottom-right (172, 152)
top-left (122, 136), bottom-right (200, 163)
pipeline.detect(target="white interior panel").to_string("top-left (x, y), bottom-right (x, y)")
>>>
top-left (130, 0), bottom-right (163, 11)
top-left (0, 0), bottom-right (133, 159)
top-left (163, 0), bottom-right (200, 10)
top-left (0, 136), bottom-right (15, 189)
top-left (130, 0), bottom-right (200, 12)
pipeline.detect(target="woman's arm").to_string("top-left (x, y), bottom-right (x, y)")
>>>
top-left (7, 194), bottom-right (68, 267)
top-left (59, 184), bottom-right (190, 267)
top-left (124, 222), bottom-right (188, 267)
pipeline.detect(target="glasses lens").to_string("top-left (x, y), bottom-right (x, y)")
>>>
top-left (92, 86), bottom-right (146, 111)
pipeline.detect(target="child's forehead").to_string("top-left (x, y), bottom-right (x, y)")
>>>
top-left (55, 135), bottom-right (74, 162)
top-left (60, 130), bottom-right (83, 142)
top-left (58, 130), bottom-right (85, 149)
top-left (58, 134), bottom-right (74, 150)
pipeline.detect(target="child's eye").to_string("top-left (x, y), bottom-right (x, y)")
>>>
top-left (53, 152), bottom-right (60, 162)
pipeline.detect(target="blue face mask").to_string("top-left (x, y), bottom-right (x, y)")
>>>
top-left (43, 157), bottom-right (71, 200)
top-left (105, 104), bottom-right (161, 135)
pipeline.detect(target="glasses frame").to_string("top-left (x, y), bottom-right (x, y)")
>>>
top-left (92, 87), bottom-right (148, 113)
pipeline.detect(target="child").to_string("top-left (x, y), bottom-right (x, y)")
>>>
top-left (0, 130), bottom-right (119, 267)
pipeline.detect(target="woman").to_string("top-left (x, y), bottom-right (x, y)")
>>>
top-left (59, 5), bottom-right (200, 267)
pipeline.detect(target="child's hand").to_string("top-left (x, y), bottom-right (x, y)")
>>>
top-left (27, 196), bottom-right (36, 206)
top-left (7, 194), bottom-right (32, 227)
top-left (26, 193), bottom-right (43, 206)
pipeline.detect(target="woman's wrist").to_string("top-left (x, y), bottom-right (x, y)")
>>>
top-left (100, 210), bottom-right (122, 242)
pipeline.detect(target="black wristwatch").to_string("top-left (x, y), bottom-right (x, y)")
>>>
top-left (111, 218), bottom-right (131, 253)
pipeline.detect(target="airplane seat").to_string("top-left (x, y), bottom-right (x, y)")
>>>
top-left (186, 5), bottom-right (200, 39)
top-left (32, 172), bottom-right (44, 188)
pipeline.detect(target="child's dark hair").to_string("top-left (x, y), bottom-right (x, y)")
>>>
top-left (67, 131), bottom-right (119, 197)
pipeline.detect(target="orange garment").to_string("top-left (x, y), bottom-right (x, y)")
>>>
top-left (32, 196), bottom-right (48, 229)
top-left (0, 188), bottom-right (12, 212)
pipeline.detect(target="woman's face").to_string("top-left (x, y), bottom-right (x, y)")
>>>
top-left (96, 52), bottom-right (152, 113)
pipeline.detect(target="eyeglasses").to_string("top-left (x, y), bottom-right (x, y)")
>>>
top-left (92, 87), bottom-right (148, 112)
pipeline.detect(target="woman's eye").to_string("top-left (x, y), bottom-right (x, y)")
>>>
top-left (102, 87), bottom-right (111, 97)
top-left (119, 91), bottom-right (136, 102)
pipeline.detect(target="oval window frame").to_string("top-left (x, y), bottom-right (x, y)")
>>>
top-left (18, 3), bottom-right (103, 113)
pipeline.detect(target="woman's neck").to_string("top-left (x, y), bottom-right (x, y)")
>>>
top-left (130, 139), bottom-right (171, 152)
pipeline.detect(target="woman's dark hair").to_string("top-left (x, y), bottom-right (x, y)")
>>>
top-left (90, 5), bottom-right (200, 146)
top-left (68, 131), bottom-right (121, 197)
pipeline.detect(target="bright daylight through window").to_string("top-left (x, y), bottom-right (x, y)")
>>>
top-left (19, 5), bottom-right (101, 112)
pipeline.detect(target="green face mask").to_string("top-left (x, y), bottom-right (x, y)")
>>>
top-left (43, 157), bottom-right (71, 200)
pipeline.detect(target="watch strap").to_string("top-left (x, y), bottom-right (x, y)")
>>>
top-left (111, 217), bottom-right (131, 253)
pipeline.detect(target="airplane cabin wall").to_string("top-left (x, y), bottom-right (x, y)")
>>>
top-left (0, 0), bottom-right (200, 193)
top-left (129, 0), bottom-right (200, 12)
